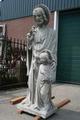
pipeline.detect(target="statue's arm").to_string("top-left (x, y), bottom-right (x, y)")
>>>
top-left (26, 33), bottom-right (34, 49)
top-left (26, 26), bottom-right (36, 49)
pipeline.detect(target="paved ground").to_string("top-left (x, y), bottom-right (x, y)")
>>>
top-left (0, 83), bottom-right (80, 120)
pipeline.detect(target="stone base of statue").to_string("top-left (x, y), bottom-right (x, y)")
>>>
top-left (17, 98), bottom-right (57, 119)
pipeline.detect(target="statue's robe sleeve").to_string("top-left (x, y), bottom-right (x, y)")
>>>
top-left (26, 38), bottom-right (33, 76)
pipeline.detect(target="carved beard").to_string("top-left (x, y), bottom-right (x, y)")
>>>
top-left (33, 7), bottom-right (48, 27)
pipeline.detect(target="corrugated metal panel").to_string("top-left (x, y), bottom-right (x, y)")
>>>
top-left (55, 0), bottom-right (80, 11)
top-left (1, 0), bottom-right (33, 20)
top-left (32, 0), bottom-right (80, 11)
top-left (0, 0), bottom-right (80, 20)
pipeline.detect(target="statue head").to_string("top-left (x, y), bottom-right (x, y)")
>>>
top-left (33, 4), bottom-right (50, 27)
top-left (39, 49), bottom-right (53, 64)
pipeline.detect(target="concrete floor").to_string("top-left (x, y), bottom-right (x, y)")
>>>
top-left (0, 83), bottom-right (80, 120)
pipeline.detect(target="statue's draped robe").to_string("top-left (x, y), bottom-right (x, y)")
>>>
top-left (27, 26), bottom-right (57, 104)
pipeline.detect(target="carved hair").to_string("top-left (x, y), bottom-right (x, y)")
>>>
top-left (40, 49), bottom-right (53, 61)
top-left (33, 4), bottom-right (50, 25)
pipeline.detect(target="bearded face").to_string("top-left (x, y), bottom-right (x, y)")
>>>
top-left (33, 8), bottom-right (44, 27)
top-left (33, 7), bottom-right (48, 27)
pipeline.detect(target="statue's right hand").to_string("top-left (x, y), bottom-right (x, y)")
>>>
top-left (26, 32), bottom-right (34, 41)
top-left (26, 32), bottom-right (31, 39)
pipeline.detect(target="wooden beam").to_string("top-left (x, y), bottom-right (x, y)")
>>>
top-left (56, 98), bottom-right (71, 109)
top-left (10, 96), bottom-right (26, 105)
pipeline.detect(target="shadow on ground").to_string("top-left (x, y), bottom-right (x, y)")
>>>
top-left (47, 109), bottom-right (80, 120)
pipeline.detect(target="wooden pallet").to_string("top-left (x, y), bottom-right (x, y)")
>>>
top-left (10, 96), bottom-right (71, 119)
top-left (16, 98), bottom-right (71, 120)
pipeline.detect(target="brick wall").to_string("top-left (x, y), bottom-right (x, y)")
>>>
top-left (0, 13), bottom-right (54, 41)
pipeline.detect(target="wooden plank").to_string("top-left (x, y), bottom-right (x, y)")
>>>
top-left (56, 98), bottom-right (71, 109)
top-left (10, 96), bottom-right (26, 105)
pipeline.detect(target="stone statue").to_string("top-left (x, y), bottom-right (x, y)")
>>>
top-left (17, 4), bottom-right (57, 119)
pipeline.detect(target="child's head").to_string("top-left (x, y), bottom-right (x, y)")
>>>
top-left (39, 50), bottom-right (52, 63)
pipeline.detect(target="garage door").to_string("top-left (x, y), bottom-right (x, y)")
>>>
top-left (57, 9), bottom-right (80, 84)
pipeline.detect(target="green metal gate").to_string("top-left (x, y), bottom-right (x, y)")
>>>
top-left (57, 9), bottom-right (80, 84)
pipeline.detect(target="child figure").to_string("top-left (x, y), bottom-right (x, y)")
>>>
top-left (35, 49), bottom-right (57, 117)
